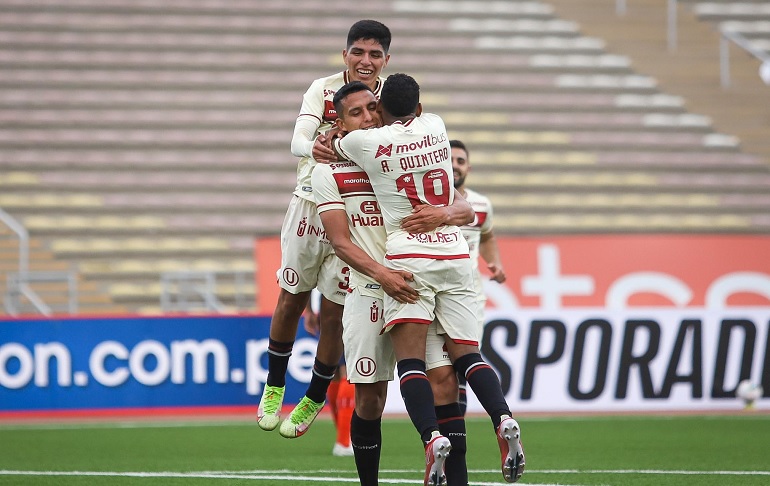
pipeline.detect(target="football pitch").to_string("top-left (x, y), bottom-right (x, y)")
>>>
top-left (1, 413), bottom-right (769, 485)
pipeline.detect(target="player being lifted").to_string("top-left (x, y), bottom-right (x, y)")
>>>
top-left (330, 74), bottom-right (526, 485)
top-left (449, 139), bottom-right (507, 416)
top-left (313, 81), bottom-right (474, 485)
top-left (257, 20), bottom-right (391, 439)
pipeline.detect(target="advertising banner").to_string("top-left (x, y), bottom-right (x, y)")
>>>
top-left (258, 234), bottom-right (770, 413)
top-left (0, 315), bottom-right (318, 415)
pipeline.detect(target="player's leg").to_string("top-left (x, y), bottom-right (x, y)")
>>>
top-left (446, 340), bottom-right (525, 484)
top-left (435, 259), bottom-right (524, 483)
top-left (390, 323), bottom-right (450, 486)
top-left (456, 298), bottom-right (483, 417)
top-left (262, 195), bottom-right (338, 433)
top-left (332, 364), bottom-right (355, 456)
top-left (280, 296), bottom-right (344, 438)
top-left (385, 259), bottom-right (451, 486)
top-left (352, 381), bottom-right (388, 485)
top-left (426, 323), bottom-right (467, 486)
top-left (343, 288), bottom-right (394, 485)
top-left (258, 288), bottom-right (310, 430)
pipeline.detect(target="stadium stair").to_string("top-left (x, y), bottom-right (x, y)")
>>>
top-left (0, 0), bottom-right (768, 315)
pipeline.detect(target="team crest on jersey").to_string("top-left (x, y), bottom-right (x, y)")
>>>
top-left (355, 357), bottom-right (376, 377)
top-left (375, 144), bottom-right (392, 158)
top-left (323, 100), bottom-right (338, 122)
top-left (360, 200), bottom-right (380, 214)
top-left (370, 301), bottom-right (381, 322)
top-left (297, 217), bottom-right (307, 236)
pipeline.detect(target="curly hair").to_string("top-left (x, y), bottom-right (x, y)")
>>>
top-left (380, 73), bottom-right (419, 118)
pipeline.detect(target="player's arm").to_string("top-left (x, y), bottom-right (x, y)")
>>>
top-left (400, 189), bottom-right (475, 233)
top-left (318, 209), bottom-right (419, 304)
top-left (290, 79), bottom-right (337, 163)
top-left (479, 230), bottom-right (506, 283)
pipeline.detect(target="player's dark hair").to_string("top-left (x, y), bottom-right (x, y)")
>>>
top-left (332, 81), bottom-right (373, 118)
top-left (347, 20), bottom-right (392, 53)
top-left (449, 140), bottom-right (469, 156)
top-left (380, 73), bottom-right (419, 118)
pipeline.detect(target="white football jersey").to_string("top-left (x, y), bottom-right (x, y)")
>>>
top-left (460, 188), bottom-right (494, 299)
top-left (335, 113), bottom-right (469, 259)
top-left (312, 161), bottom-right (386, 298)
top-left (293, 72), bottom-right (384, 201)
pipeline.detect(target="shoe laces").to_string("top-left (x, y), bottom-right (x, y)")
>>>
top-left (290, 397), bottom-right (322, 424)
top-left (261, 386), bottom-right (282, 415)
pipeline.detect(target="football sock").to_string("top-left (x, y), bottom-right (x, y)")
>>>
top-left (397, 358), bottom-right (439, 444)
top-left (453, 353), bottom-right (510, 430)
top-left (457, 373), bottom-right (468, 416)
top-left (335, 378), bottom-right (355, 447)
top-left (436, 402), bottom-right (468, 486)
top-left (305, 358), bottom-right (337, 403)
top-left (351, 412), bottom-right (382, 486)
top-left (265, 338), bottom-right (293, 387)
top-left (327, 379), bottom-right (340, 425)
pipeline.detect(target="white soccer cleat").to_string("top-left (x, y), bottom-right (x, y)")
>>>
top-left (332, 442), bottom-right (354, 457)
top-left (424, 434), bottom-right (451, 486)
top-left (256, 384), bottom-right (285, 431)
top-left (278, 396), bottom-right (325, 438)
top-left (497, 416), bottom-right (525, 483)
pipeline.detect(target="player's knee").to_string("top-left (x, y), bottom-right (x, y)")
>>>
top-left (354, 384), bottom-right (387, 419)
top-left (428, 366), bottom-right (459, 405)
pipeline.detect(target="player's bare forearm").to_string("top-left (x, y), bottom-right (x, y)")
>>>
top-left (319, 209), bottom-right (418, 304)
top-left (312, 134), bottom-right (338, 163)
top-left (400, 189), bottom-right (475, 233)
top-left (447, 189), bottom-right (474, 226)
top-left (480, 231), bottom-right (506, 283)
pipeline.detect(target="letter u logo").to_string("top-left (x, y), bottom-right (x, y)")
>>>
top-left (356, 357), bottom-right (376, 377)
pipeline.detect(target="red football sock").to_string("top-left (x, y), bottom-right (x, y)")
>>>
top-left (335, 378), bottom-right (355, 447)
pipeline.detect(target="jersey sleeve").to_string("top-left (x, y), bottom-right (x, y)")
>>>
top-left (290, 78), bottom-right (325, 158)
top-left (311, 164), bottom-right (344, 214)
top-left (296, 77), bottom-right (326, 123)
top-left (480, 196), bottom-right (494, 235)
top-left (334, 130), bottom-right (368, 170)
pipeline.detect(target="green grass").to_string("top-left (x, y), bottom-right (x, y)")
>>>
top-left (1, 414), bottom-right (769, 485)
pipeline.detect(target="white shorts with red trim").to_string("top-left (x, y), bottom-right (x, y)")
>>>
top-left (381, 256), bottom-right (479, 346)
top-left (277, 196), bottom-right (347, 305)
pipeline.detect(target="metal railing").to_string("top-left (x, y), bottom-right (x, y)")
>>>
top-left (160, 270), bottom-right (252, 313)
top-left (720, 27), bottom-right (770, 88)
top-left (1, 208), bottom-right (78, 316)
top-left (615, 1), bottom-right (770, 86)
top-left (616, 0), bottom-right (679, 51)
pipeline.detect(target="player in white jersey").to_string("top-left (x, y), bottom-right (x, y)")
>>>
top-left (313, 81), bottom-right (474, 486)
top-left (450, 139), bottom-right (506, 416)
top-left (332, 74), bottom-right (525, 485)
top-left (258, 20), bottom-right (392, 440)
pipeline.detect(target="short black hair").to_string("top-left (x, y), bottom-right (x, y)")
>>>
top-left (332, 81), bottom-right (373, 118)
top-left (347, 20), bottom-right (391, 53)
top-left (449, 140), bottom-right (468, 156)
top-left (380, 73), bottom-right (419, 117)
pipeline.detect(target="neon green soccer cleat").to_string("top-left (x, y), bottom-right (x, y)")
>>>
top-left (278, 396), bottom-right (325, 438)
top-left (257, 384), bottom-right (285, 431)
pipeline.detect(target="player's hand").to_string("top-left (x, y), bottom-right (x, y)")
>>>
top-left (488, 262), bottom-right (506, 283)
top-left (313, 134), bottom-right (337, 164)
top-left (303, 309), bottom-right (320, 337)
top-left (378, 269), bottom-right (419, 304)
top-left (400, 204), bottom-right (449, 233)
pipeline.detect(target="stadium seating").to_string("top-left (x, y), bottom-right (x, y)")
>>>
top-left (0, 0), bottom-right (768, 315)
